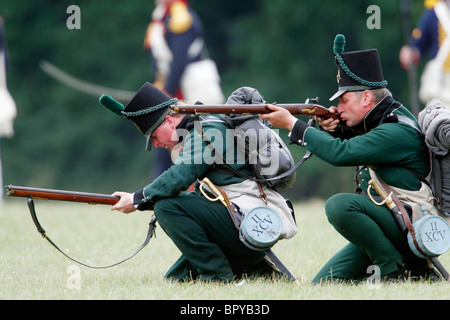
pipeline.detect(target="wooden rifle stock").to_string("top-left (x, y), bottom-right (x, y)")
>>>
top-left (5, 185), bottom-right (119, 205)
top-left (171, 103), bottom-right (341, 120)
top-left (5, 185), bottom-right (156, 270)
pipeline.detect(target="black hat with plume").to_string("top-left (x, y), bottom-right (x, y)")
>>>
top-left (99, 82), bottom-right (178, 150)
top-left (329, 34), bottom-right (388, 101)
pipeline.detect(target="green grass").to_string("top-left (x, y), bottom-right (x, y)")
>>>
top-left (1, 198), bottom-right (449, 300)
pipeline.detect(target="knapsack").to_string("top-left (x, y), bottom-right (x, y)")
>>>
top-left (195, 87), bottom-right (311, 192)
top-left (196, 113), bottom-right (301, 192)
top-left (416, 98), bottom-right (450, 218)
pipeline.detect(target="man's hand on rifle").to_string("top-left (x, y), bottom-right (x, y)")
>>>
top-left (259, 104), bottom-right (298, 131)
top-left (315, 106), bottom-right (340, 132)
top-left (111, 191), bottom-right (136, 214)
top-left (260, 104), bottom-right (340, 132)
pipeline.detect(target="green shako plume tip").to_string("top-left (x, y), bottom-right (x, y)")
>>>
top-left (333, 34), bottom-right (346, 55)
top-left (99, 94), bottom-right (124, 116)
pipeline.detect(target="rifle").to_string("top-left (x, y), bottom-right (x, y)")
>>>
top-left (171, 103), bottom-right (341, 120)
top-left (5, 185), bottom-right (119, 205)
top-left (5, 185), bottom-right (156, 269)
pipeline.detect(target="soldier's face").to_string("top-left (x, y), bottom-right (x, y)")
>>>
top-left (337, 91), bottom-right (369, 127)
top-left (150, 116), bottom-right (179, 150)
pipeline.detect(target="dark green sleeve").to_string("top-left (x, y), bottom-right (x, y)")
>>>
top-left (133, 121), bottom-right (252, 209)
top-left (289, 120), bottom-right (430, 190)
top-left (292, 121), bottom-right (421, 166)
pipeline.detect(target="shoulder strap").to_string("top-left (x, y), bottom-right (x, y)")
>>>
top-left (397, 115), bottom-right (425, 139)
top-left (193, 115), bottom-right (313, 184)
top-left (382, 115), bottom-right (431, 186)
top-left (193, 117), bottom-right (259, 181)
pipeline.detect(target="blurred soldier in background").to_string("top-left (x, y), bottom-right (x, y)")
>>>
top-left (0, 16), bottom-right (17, 204)
top-left (399, 0), bottom-right (450, 108)
top-left (143, 0), bottom-right (224, 179)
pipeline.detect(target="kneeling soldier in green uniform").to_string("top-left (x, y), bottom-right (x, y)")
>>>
top-left (261, 34), bottom-right (437, 283)
top-left (101, 82), bottom-right (297, 282)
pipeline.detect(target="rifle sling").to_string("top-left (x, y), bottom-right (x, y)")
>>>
top-left (374, 178), bottom-right (428, 258)
top-left (27, 198), bottom-right (156, 269)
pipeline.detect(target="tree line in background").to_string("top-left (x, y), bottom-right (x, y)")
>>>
top-left (0, 0), bottom-right (425, 200)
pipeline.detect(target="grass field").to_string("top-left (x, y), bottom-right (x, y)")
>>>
top-left (1, 198), bottom-right (449, 300)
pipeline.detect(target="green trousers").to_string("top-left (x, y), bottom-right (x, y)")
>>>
top-left (312, 193), bottom-right (421, 284)
top-left (154, 193), bottom-right (266, 282)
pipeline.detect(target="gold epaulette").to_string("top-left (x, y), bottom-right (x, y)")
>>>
top-left (425, 0), bottom-right (439, 9)
top-left (168, 2), bottom-right (193, 34)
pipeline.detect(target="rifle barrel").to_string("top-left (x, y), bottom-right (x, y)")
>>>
top-left (171, 103), bottom-right (340, 119)
top-left (5, 185), bottom-right (119, 205)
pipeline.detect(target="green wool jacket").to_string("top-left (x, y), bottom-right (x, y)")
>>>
top-left (289, 96), bottom-right (430, 193)
top-left (133, 115), bottom-right (253, 209)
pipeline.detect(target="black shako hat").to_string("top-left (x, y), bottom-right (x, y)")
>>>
top-left (99, 82), bottom-right (178, 150)
top-left (330, 34), bottom-right (388, 101)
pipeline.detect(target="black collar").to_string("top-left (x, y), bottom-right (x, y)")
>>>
top-left (353, 95), bottom-right (402, 133)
